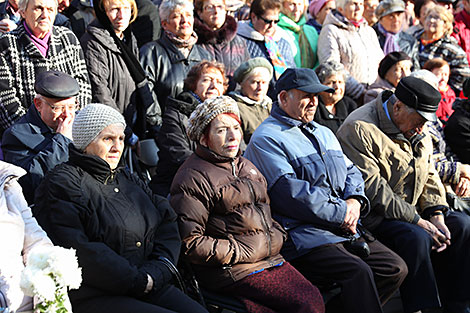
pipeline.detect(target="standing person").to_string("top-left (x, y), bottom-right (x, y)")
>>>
top-left (140, 0), bottom-right (212, 114)
top-left (317, 0), bottom-right (384, 87)
top-left (452, 0), bottom-right (470, 64)
top-left (337, 76), bottom-right (470, 313)
top-left (363, 0), bottom-right (378, 25)
top-left (194, 0), bottom-right (250, 86)
top-left (33, 103), bottom-right (209, 313)
top-left (245, 68), bottom-right (407, 313)
top-left (171, 95), bottom-right (325, 313)
top-left (278, 0), bottom-right (319, 68)
top-left (306, 0), bottom-right (336, 34)
top-left (0, 0), bottom-right (91, 136)
top-left (405, 0), bottom-right (435, 38)
top-left (2, 71), bottom-right (78, 204)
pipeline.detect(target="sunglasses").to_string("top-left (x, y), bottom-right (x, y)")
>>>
top-left (256, 14), bottom-right (280, 25)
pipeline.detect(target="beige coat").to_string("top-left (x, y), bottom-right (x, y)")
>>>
top-left (337, 92), bottom-right (447, 230)
top-left (318, 10), bottom-right (384, 86)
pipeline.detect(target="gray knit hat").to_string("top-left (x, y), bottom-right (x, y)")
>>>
top-left (233, 57), bottom-right (273, 84)
top-left (72, 103), bottom-right (126, 151)
top-left (187, 96), bottom-right (240, 142)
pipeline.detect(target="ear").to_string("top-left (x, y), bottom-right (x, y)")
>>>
top-left (250, 12), bottom-right (257, 22)
top-left (161, 20), bottom-right (168, 31)
top-left (34, 97), bottom-right (42, 111)
top-left (199, 135), bottom-right (208, 147)
top-left (278, 90), bottom-right (288, 107)
top-left (337, 6), bottom-right (344, 15)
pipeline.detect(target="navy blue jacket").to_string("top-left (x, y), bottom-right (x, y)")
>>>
top-left (1, 105), bottom-right (71, 204)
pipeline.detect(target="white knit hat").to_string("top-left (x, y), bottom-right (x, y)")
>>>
top-left (72, 103), bottom-right (126, 151)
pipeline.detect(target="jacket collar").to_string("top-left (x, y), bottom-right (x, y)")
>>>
top-left (157, 32), bottom-right (205, 64)
top-left (323, 9), bottom-right (367, 31)
top-left (237, 20), bottom-right (283, 41)
top-left (271, 101), bottom-right (317, 129)
top-left (167, 91), bottom-right (201, 117)
top-left (86, 20), bottom-right (120, 53)
top-left (195, 143), bottom-right (240, 164)
top-left (229, 90), bottom-right (272, 108)
top-left (374, 90), bottom-right (402, 136)
top-left (24, 104), bottom-right (55, 133)
top-left (16, 23), bottom-right (62, 58)
top-left (194, 14), bottom-right (238, 45)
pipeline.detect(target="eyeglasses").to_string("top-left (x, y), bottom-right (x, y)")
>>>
top-left (256, 14), bottom-right (280, 25)
top-left (43, 98), bottom-right (80, 113)
top-left (425, 14), bottom-right (443, 21)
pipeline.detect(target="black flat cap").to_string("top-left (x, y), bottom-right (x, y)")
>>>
top-left (276, 68), bottom-right (334, 95)
top-left (378, 51), bottom-right (411, 79)
top-left (34, 71), bottom-right (80, 99)
top-left (395, 76), bottom-right (441, 121)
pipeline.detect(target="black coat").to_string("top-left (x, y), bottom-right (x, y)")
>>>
top-left (34, 146), bottom-right (181, 302)
top-left (445, 99), bottom-right (470, 163)
top-left (151, 92), bottom-right (199, 196)
top-left (313, 96), bottom-right (357, 135)
top-left (139, 33), bottom-right (212, 113)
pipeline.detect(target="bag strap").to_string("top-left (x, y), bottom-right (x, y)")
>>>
top-left (158, 256), bottom-right (187, 293)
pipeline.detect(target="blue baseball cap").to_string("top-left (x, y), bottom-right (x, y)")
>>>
top-left (275, 68), bottom-right (334, 95)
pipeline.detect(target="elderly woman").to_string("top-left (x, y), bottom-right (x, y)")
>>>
top-left (152, 60), bottom-right (227, 197)
top-left (278, 0), bottom-right (318, 68)
top-left (140, 0), bottom-right (212, 113)
top-left (317, 0), bottom-right (384, 87)
top-left (33, 104), bottom-right (208, 313)
top-left (0, 0), bottom-right (91, 135)
top-left (306, 0), bottom-right (336, 34)
top-left (229, 57), bottom-right (273, 143)
top-left (237, 0), bottom-right (295, 99)
top-left (405, 0), bottom-right (435, 37)
top-left (313, 61), bottom-right (357, 134)
top-left (170, 96), bottom-right (325, 313)
top-left (80, 0), bottom-right (159, 143)
top-left (364, 51), bottom-right (412, 103)
top-left (418, 5), bottom-right (470, 93)
top-left (0, 161), bottom-right (54, 313)
top-left (194, 0), bottom-right (250, 85)
top-left (372, 0), bottom-right (420, 70)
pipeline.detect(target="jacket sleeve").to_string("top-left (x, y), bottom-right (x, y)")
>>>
top-left (317, 24), bottom-right (341, 66)
top-left (170, 168), bottom-right (241, 266)
top-left (337, 120), bottom-right (420, 223)
top-left (139, 43), bottom-right (162, 118)
top-left (34, 168), bottom-right (150, 296)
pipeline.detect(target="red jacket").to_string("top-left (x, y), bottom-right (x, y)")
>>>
top-left (452, 10), bottom-right (470, 64)
top-left (437, 85), bottom-right (456, 123)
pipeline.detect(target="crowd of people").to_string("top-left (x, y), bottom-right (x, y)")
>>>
top-left (1, 0), bottom-right (470, 312)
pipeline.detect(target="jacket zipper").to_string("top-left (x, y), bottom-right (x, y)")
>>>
top-left (247, 180), bottom-right (271, 256)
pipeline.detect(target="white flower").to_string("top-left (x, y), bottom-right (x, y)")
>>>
top-left (30, 271), bottom-right (56, 302)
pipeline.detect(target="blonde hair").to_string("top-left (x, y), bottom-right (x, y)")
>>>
top-left (101, 0), bottom-right (138, 24)
top-left (424, 5), bottom-right (453, 36)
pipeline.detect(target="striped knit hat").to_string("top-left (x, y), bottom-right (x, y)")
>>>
top-left (72, 103), bottom-right (126, 151)
top-left (187, 96), bottom-right (240, 142)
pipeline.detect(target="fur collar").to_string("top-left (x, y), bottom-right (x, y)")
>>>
top-left (195, 14), bottom-right (238, 45)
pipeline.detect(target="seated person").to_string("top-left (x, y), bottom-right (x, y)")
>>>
top-left (229, 57), bottom-right (273, 143)
top-left (170, 96), bottom-right (325, 313)
top-left (245, 68), bottom-right (407, 313)
top-left (33, 104), bottom-right (208, 313)
top-left (0, 161), bottom-right (53, 313)
top-left (423, 58), bottom-right (456, 124)
top-left (365, 51), bottom-right (412, 103)
top-left (338, 76), bottom-right (470, 313)
top-left (2, 71), bottom-right (78, 204)
top-left (314, 60), bottom-right (357, 134)
top-left (152, 60), bottom-right (227, 197)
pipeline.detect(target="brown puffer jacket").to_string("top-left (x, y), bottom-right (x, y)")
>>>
top-left (170, 145), bottom-right (286, 289)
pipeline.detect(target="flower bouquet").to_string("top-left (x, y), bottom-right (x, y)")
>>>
top-left (20, 246), bottom-right (82, 313)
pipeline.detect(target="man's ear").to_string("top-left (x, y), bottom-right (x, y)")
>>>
top-left (34, 97), bottom-right (42, 112)
top-left (278, 90), bottom-right (288, 107)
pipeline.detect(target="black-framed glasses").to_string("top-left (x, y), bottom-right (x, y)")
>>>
top-left (256, 14), bottom-right (279, 25)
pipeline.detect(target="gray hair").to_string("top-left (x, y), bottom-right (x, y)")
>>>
top-left (19, 0), bottom-right (58, 12)
top-left (159, 0), bottom-right (194, 22)
top-left (315, 61), bottom-right (346, 83)
top-left (408, 70), bottom-right (439, 90)
top-left (335, 0), bottom-right (351, 9)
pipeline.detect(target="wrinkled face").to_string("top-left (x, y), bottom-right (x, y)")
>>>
top-left (384, 60), bottom-right (412, 87)
top-left (279, 88), bottom-right (319, 123)
top-left (84, 124), bottom-right (125, 170)
top-left (251, 8), bottom-right (280, 37)
top-left (200, 114), bottom-right (242, 158)
top-left (194, 68), bottom-right (225, 101)
top-left (162, 5), bottom-right (194, 40)
top-left (316, 0), bottom-right (335, 24)
top-left (240, 68), bottom-right (271, 102)
top-left (20, 0), bottom-right (57, 38)
top-left (431, 64), bottom-right (450, 90)
top-left (282, 0), bottom-right (305, 22)
top-left (363, 0), bottom-right (378, 22)
top-left (199, 0), bottom-right (226, 30)
top-left (393, 101), bottom-right (428, 139)
top-left (424, 11), bottom-right (446, 38)
top-left (380, 11), bottom-right (404, 33)
top-left (339, 0), bottom-right (364, 22)
top-left (319, 73), bottom-right (345, 105)
top-left (34, 96), bottom-right (77, 131)
top-left (104, 0), bottom-right (132, 37)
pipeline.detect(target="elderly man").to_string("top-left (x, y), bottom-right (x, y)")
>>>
top-left (337, 77), bottom-right (470, 313)
top-left (2, 71), bottom-right (78, 204)
top-left (244, 68), bottom-right (407, 313)
top-left (0, 0), bottom-right (91, 136)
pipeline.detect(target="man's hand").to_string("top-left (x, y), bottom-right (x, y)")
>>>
top-left (0, 19), bottom-right (17, 33)
top-left (56, 111), bottom-right (74, 140)
top-left (342, 198), bottom-right (361, 234)
top-left (416, 216), bottom-right (451, 252)
top-left (455, 176), bottom-right (470, 197)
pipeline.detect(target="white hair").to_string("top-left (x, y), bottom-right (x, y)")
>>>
top-left (159, 0), bottom-right (194, 22)
top-left (19, 0), bottom-right (58, 12)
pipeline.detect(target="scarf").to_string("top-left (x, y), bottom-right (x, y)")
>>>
top-left (349, 18), bottom-right (365, 28)
top-left (164, 30), bottom-right (198, 58)
top-left (23, 21), bottom-right (51, 57)
top-left (378, 23), bottom-right (400, 55)
top-left (278, 14), bottom-right (316, 68)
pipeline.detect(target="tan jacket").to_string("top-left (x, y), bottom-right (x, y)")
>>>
top-left (337, 91), bottom-right (447, 230)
